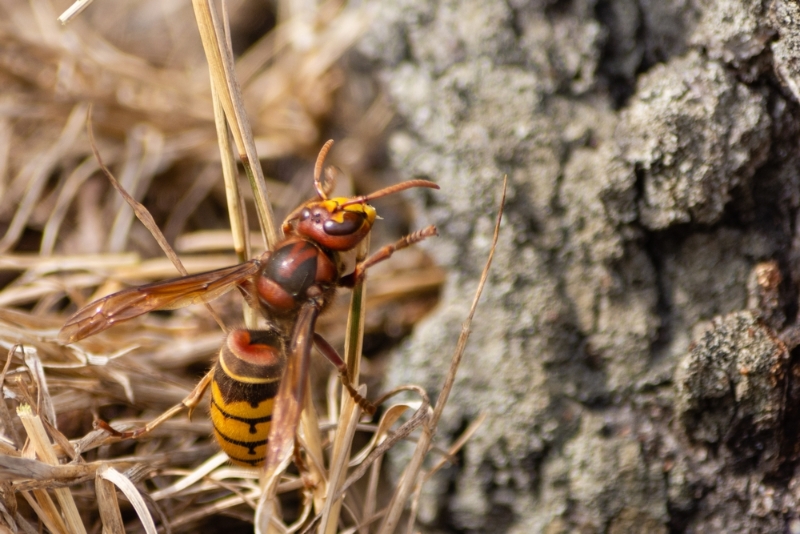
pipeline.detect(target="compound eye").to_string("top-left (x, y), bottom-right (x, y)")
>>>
top-left (323, 211), bottom-right (364, 236)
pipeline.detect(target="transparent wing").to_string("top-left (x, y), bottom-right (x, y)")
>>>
top-left (264, 299), bottom-right (320, 474)
top-left (59, 260), bottom-right (261, 343)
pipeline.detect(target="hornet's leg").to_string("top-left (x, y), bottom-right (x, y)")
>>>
top-left (313, 333), bottom-right (376, 415)
top-left (339, 225), bottom-right (438, 288)
top-left (95, 369), bottom-right (213, 440)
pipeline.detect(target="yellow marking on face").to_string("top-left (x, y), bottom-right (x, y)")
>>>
top-left (324, 198), bottom-right (377, 225)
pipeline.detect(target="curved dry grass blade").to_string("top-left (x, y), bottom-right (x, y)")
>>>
top-left (97, 465), bottom-right (157, 534)
top-left (283, 495), bottom-right (313, 534)
top-left (300, 393), bottom-right (430, 533)
top-left (432, 177), bottom-right (506, 424)
top-left (254, 494), bottom-right (286, 534)
top-left (378, 176), bottom-right (507, 534)
top-left (0, 273), bottom-right (100, 309)
top-left (348, 403), bottom-right (417, 467)
top-left (149, 453), bottom-right (229, 501)
top-left (57, 0), bottom-right (93, 24)
top-left (95, 466), bottom-right (124, 534)
top-left (334, 386), bottom-right (431, 500)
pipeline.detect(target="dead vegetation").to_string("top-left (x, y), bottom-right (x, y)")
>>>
top-left (0, 0), bottom-right (498, 532)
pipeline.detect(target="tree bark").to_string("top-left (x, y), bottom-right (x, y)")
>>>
top-left (359, 0), bottom-right (800, 531)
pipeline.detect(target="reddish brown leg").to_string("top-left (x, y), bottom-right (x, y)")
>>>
top-left (313, 333), bottom-right (376, 415)
top-left (339, 225), bottom-right (438, 288)
top-left (95, 369), bottom-right (214, 440)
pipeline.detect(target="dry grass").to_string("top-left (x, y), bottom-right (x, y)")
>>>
top-left (0, 1), bottom-right (498, 532)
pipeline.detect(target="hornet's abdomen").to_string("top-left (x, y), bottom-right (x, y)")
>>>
top-left (210, 329), bottom-right (285, 467)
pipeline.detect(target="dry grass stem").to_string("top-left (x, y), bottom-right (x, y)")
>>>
top-left (191, 0), bottom-right (278, 249)
top-left (425, 412), bottom-right (488, 479)
top-left (87, 111), bottom-right (233, 332)
top-left (17, 405), bottom-right (86, 534)
top-left (212, 83), bottom-right (251, 265)
top-left (95, 466), bottom-right (125, 534)
top-left (57, 0), bottom-right (94, 24)
top-left (319, 235), bottom-right (370, 533)
top-left (378, 177), bottom-right (507, 533)
top-left (97, 465), bottom-right (157, 534)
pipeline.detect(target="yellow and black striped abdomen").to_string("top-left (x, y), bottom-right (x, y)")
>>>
top-left (210, 329), bottom-right (285, 467)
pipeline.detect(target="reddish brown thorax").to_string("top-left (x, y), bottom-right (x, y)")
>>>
top-left (255, 238), bottom-right (338, 316)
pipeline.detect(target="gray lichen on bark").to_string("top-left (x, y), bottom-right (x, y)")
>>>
top-left (359, 0), bottom-right (800, 531)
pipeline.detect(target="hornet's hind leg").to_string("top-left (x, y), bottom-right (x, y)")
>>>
top-left (95, 370), bottom-right (213, 440)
